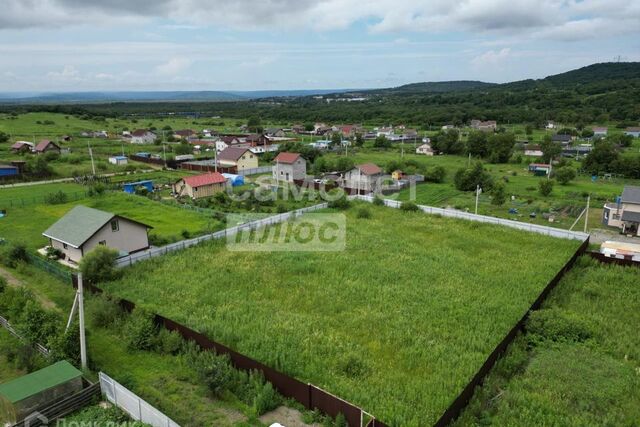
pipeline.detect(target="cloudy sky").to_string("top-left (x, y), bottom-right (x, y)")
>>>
top-left (1, 0), bottom-right (639, 92)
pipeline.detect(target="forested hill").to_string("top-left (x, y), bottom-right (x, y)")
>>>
top-left (2, 62), bottom-right (639, 126)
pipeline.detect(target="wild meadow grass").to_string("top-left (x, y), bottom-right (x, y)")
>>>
top-left (102, 203), bottom-right (581, 426)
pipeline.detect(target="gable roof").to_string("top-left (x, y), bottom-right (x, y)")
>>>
top-left (621, 186), bottom-right (640, 204)
top-left (552, 134), bottom-right (572, 141)
top-left (182, 172), bottom-right (226, 188)
top-left (273, 152), bottom-right (302, 164)
top-left (132, 129), bottom-right (154, 137)
top-left (621, 210), bottom-right (640, 222)
top-left (43, 205), bottom-right (151, 248)
top-left (11, 141), bottom-right (32, 150)
top-left (35, 140), bottom-right (60, 152)
top-left (0, 361), bottom-right (82, 404)
top-left (354, 163), bottom-right (382, 175)
top-left (218, 146), bottom-right (250, 162)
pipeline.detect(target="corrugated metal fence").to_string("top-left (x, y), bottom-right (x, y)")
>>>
top-left (99, 372), bottom-right (180, 427)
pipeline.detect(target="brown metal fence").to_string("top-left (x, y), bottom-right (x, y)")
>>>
top-left (179, 162), bottom-right (236, 174)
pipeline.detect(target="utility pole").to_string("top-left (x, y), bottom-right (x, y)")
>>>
top-left (584, 194), bottom-right (590, 233)
top-left (77, 273), bottom-right (87, 370)
top-left (87, 143), bottom-right (96, 176)
top-left (475, 185), bottom-right (481, 215)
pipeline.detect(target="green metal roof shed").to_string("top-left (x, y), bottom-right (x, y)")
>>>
top-left (0, 361), bottom-right (83, 425)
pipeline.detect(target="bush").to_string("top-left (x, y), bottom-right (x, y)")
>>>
top-left (0, 276), bottom-right (5, 293)
top-left (400, 201), bottom-right (420, 212)
top-left (327, 194), bottom-right (350, 210)
top-left (491, 181), bottom-right (507, 206)
top-left (356, 207), bottom-right (372, 219)
top-left (90, 295), bottom-right (123, 329)
top-left (87, 183), bottom-right (106, 197)
top-left (48, 323), bottom-right (81, 365)
top-left (454, 161), bottom-right (493, 192)
top-left (538, 179), bottom-right (555, 196)
top-left (372, 196), bottom-right (385, 206)
top-left (44, 191), bottom-right (68, 204)
top-left (1, 244), bottom-right (29, 268)
top-left (124, 308), bottom-right (158, 351)
top-left (555, 166), bottom-right (577, 185)
top-left (424, 165), bottom-right (446, 183)
top-left (45, 246), bottom-right (63, 260)
top-left (190, 350), bottom-right (234, 396)
top-left (155, 328), bottom-right (183, 355)
top-left (79, 246), bottom-right (120, 283)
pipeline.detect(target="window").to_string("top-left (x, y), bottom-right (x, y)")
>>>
top-left (63, 243), bottom-right (68, 249)
top-left (110, 219), bottom-right (119, 232)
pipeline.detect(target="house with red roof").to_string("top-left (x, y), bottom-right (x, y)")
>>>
top-left (173, 172), bottom-right (227, 199)
top-left (35, 140), bottom-right (61, 154)
top-left (272, 152), bottom-right (306, 183)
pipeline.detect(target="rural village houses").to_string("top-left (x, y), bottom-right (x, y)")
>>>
top-left (217, 146), bottom-right (258, 172)
top-left (344, 163), bottom-right (383, 193)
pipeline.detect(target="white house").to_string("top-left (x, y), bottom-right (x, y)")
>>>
top-left (524, 144), bottom-right (543, 157)
top-left (602, 186), bottom-right (640, 236)
top-left (593, 127), bottom-right (608, 137)
top-left (624, 127), bottom-right (640, 138)
top-left (42, 206), bottom-right (151, 263)
top-left (416, 143), bottom-right (435, 156)
top-left (130, 129), bottom-right (157, 144)
top-left (344, 163), bottom-right (383, 193)
top-left (272, 152), bottom-right (306, 182)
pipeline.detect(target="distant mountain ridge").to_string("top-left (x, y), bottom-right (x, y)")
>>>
top-left (0, 89), bottom-right (355, 104)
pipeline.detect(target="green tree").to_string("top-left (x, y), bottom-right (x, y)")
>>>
top-left (174, 142), bottom-right (192, 155)
top-left (454, 161), bottom-right (494, 192)
top-left (525, 124), bottom-right (533, 135)
top-left (330, 132), bottom-right (342, 149)
top-left (583, 141), bottom-right (619, 174)
top-left (491, 181), bottom-right (507, 205)
top-left (124, 308), bottom-right (158, 352)
top-left (540, 136), bottom-right (563, 163)
top-left (0, 131), bottom-right (9, 143)
top-left (373, 135), bottom-right (391, 149)
top-left (432, 129), bottom-right (463, 154)
top-left (555, 166), bottom-right (577, 185)
top-left (466, 131), bottom-right (488, 157)
top-left (247, 116), bottom-right (262, 133)
top-left (26, 156), bottom-right (53, 178)
top-left (79, 246), bottom-right (120, 283)
top-left (487, 133), bottom-right (516, 163)
top-left (539, 179), bottom-right (554, 196)
top-left (354, 132), bottom-right (364, 147)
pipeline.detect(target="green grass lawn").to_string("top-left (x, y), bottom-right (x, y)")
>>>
top-left (456, 256), bottom-right (640, 426)
top-left (0, 182), bottom-right (87, 206)
top-left (0, 191), bottom-right (220, 249)
top-left (100, 203), bottom-right (581, 426)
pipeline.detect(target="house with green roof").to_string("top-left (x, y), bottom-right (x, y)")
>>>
top-left (0, 361), bottom-right (83, 425)
top-left (42, 205), bottom-right (152, 264)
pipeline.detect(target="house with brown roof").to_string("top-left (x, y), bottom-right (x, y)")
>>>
top-left (218, 147), bottom-right (258, 171)
top-left (174, 129), bottom-right (197, 140)
top-left (173, 172), bottom-right (227, 199)
top-left (130, 129), bottom-right (157, 144)
top-left (35, 140), bottom-right (61, 154)
top-left (344, 163), bottom-right (383, 193)
top-left (10, 141), bottom-right (34, 153)
top-left (272, 152), bottom-right (306, 183)
top-left (593, 127), bottom-right (608, 137)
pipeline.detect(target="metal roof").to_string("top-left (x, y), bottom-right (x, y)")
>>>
top-left (621, 186), bottom-right (640, 204)
top-left (0, 361), bottom-right (82, 404)
top-left (621, 210), bottom-right (640, 223)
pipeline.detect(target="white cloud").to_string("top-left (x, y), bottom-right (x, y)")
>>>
top-left (155, 57), bottom-right (192, 75)
top-left (46, 65), bottom-right (80, 80)
top-left (471, 48), bottom-right (511, 66)
top-left (0, 0), bottom-right (638, 43)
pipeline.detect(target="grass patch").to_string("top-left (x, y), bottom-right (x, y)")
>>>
top-left (100, 203), bottom-right (581, 425)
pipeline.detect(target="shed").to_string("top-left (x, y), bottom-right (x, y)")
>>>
top-left (108, 156), bottom-right (128, 165)
top-left (0, 165), bottom-right (19, 177)
top-left (0, 361), bottom-right (83, 425)
top-left (123, 180), bottom-right (154, 194)
top-left (221, 173), bottom-right (245, 186)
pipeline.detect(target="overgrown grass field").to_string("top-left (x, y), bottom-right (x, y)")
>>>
top-left (456, 257), bottom-right (640, 426)
top-left (101, 203), bottom-right (582, 426)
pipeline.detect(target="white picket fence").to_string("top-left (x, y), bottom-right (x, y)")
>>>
top-left (352, 195), bottom-right (589, 241)
top-left (99, 372), bottom-right (180, 427)
top-left (115, 203), bottom-right (329, 267)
